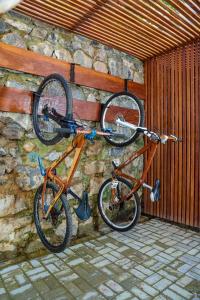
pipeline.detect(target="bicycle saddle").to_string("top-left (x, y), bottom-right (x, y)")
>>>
top-left (75, 191), bottom-right (91, 221)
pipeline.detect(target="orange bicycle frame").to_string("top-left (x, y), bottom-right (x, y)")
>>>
top-left (41, 129), bottom-right (111, 219)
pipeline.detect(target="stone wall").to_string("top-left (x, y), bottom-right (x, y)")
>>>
top-left (0, 11), bottom-right (144, 260)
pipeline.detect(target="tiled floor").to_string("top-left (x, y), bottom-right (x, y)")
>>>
top-left (0, 219), bottom-right (200, 299)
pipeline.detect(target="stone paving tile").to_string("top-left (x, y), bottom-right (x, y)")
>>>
top-left (0, 219), bottom-right (199, 299)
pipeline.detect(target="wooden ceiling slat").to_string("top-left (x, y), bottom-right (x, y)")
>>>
top-left (71, 0), bottom-right (109, 31)
top-left (14, 0), bottom-right (200, 60)
top-left (79, 23), bottom-right (161, 54)
top-left (15, 7), bottom-right (146, 60)
top-left (180, 0), bottom-right (200, 19)
top-left (77, 26), bottom-right (149, 57)
top-left (102, 2), bottom-right (181, 45)
top-left (19, 2), bottom-right (80, 24)
top-left (166, 0), bottom-right (200, 24)
top-left (96, 10), bottom-right (175, 49)
top-left (168, 0), bottom-right (200, 27)
top-left (77, 23), bottom-right (154, 56)
top-left (75, 7), bottom-right (173, 49)
top-left (18, 4), bottom-right (152, 57)
top-left (92, 20), bottom-right (164, 52)
top-left (187, 0), bottom-right (200, 13)
top-left (25, 0), bottom-right (163, 53)
top-left (150, 0), bottom-right (199, 36)
top-left (15, 7), bottom-right (72, 28)
top-left (73, 28), bottom-right (146, 60)
top-left (26, 0), bottom-right (84, 17)
top-left (124, 0), bottom-right (194, 40)
top-left (39, 0), bottom-right (175, 49)
top-left (40, 0), bottom-right (92, 14)
top-left (77, 18), bottom-right (164, 54)
top-left (15, 7), bottom-right (74, 28)
top-left (21, 0), bottom-right (173, 55)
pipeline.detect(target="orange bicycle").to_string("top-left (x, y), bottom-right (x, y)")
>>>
top-left (32, 74), bottom-right (144, 252)
top-left (98, 116), bottom-right (182, 232)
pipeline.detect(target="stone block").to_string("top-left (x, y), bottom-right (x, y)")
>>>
top-left (93, 61), bottom-right (108, 73)
top-left (1, 122), bottom-right (24, 140)
top-left (28, 41), bottom-right (54, 56)
top-left (1, 32), bottom-right (26, 49)
top-left (74, 50), bottom-right (92, 68)
top-left (54, 48), bottom-right (73, 62)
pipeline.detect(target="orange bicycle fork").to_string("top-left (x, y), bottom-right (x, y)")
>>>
top-left (112, 140), bottom-right (159, 200)
top-left (41, 134), bottom-right (86, 219)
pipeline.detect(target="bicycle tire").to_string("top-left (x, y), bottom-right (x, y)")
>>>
top-left (32, 73), bottom-right (73, 145)
top-left (34, 181), bottom-right (72, 253)
top-left (100, 91), bottom-right (144, 147)
top-left (98, 177), bottom-right (141, 232)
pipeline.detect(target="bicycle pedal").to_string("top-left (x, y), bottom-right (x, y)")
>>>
top-left (75, 191), bottom-right (91, 221)
top-left (150, 179), bottom-right (160, 202)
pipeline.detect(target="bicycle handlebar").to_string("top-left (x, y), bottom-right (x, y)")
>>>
top-left (54, 121), bottom-right (182, 143)
top-left (115, 118), bottom-right (182, 143)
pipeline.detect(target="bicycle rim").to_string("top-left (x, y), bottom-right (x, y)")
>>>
top-left (34, 182), bottom-right (72, 252)
top-left (98, 178), bottom-right (139, 231)
top-left (101, 92), bottom-right (144, 147)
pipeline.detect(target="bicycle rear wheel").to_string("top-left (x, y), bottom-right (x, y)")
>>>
top-left (34, 181), bottom-right (72, 253)
top-left (32, 73), bottom-right (73, 145)
top-left (98, 177), bottom-right (141, 231)
top-left (101, 91), bottom-right (144, 147)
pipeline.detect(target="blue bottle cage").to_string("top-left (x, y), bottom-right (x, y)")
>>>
top-left (38, 156), bottom-right (46, 176)
top-left (85, 129), bottom-right (97, 141)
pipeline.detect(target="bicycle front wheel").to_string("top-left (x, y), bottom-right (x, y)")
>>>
top-left (32, 73), bottom-right (73, 145)
top-left (34, 181), bottom-right (72, 253)
top-left (101, 91), bottom-right (144, 147)
top-left (98, 177), bottom-right (141, 232)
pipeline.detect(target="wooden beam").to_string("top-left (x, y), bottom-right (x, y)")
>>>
top-left (75, 65), bottom-right (145, 98)
top-left (0, 86), bottom-right (139, 122)
top-left (0, 42), bottom-right (71, 78)
top-left (0, 42), bottom-right (145, 99)
top-left (0, 86), bottom-right (100, 120)
top-left (0, 86), bottom-right (33, 114)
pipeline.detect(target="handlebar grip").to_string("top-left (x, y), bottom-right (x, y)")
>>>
top-left (169, 134), bottom-right (183, 142)
top-left (53, 128), bottom-right (73, 134)
top-left (177, 137), bottom-right (183, 142)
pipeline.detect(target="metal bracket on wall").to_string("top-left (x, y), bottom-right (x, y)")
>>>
top-left (70, 63), bottom-right (75, 83)
top-left (124, 79), bottom-right (128, 92)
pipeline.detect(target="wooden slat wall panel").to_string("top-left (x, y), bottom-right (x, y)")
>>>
top-left (144, 39), bottom-right (200, 229)
top-left (0, 42), bottom-right (145, 99)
